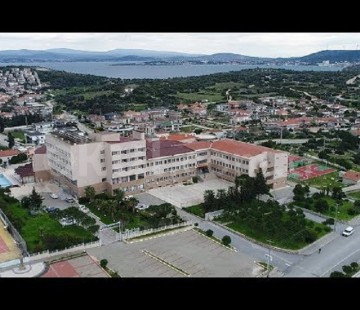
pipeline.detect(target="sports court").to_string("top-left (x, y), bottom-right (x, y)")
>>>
top-left (0, 219), bottom-right (21, 263)
top-left (288, 155), bottom-right (308, 169)
top-left (41, 254), bottom-right (109, 277)
top-left (288, 164), bottom-right (336, 181)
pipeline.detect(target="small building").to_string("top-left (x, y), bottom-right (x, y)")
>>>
top-left (0, 149), bottom-right (20, 165)
top-left (342, 170), bottom-right (360, 185)
top-left (24, 130), bottom-right (45, 145)
top-left (15, 163), bottom-right (35, 184)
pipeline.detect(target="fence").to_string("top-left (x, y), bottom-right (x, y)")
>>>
top-left (303, 153), bottom-right (346, 171)
top-left (120, 221), bottom-right (193, 241)
top-left (0, 208), bottom-right (28, 256)
top-left (27, 240), bottom-right (100, 262)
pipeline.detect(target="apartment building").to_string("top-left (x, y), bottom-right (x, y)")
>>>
top-left (35, 129), bottom-right (288, 197)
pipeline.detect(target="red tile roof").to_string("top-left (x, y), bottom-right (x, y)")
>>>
top-left (34, 145), bottom-right (46, 154)
top-left (0, 149), bottom-right (20, 157)
top-left (146, 140), bottom-right (193, 159)
top-left (15, 163), bottom-right (34, 178)
top-left (211, 139), bottom-right (280, 158)
top-left (185, 141), bottom-right (212, 150)
top-left (343, 170), bottom-right (360, 182)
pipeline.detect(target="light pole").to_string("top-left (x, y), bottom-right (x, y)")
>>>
top-left (334, 203), bottom-right (339, 232)
top-left (265, 239), bottom-right (273, 278)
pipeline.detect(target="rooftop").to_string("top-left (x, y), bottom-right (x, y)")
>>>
top-left (146, 140), bottom-right (193, 159)
top-left (343, 170), bottom-right (360, 182)
top-left (0, 149), bottom-right (20, 157)
top-left (51, 129), bottom-right (91, 145)
top-left (34, 145), bottom-right (46, 154)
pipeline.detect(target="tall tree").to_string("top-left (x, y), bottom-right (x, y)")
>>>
top-left (84, 186), bottom-right (96, 202)
top-left (254, 168), bottom-right (270, 200)
top-left (113, 188), bottom-right (125, 207)
top-left (8, 132), bottom-right (14, 148)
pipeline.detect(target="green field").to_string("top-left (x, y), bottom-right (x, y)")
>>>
top-left (184, 204), bottom-right (205, 218)
top-left (10, 130), bottom-right (25, 140)
top-left (301, 171), bottom-right (343, 189)
top-left (177, 92), bottom-right (224, 103)
top-left (225, 219), bottom-right (329, 250)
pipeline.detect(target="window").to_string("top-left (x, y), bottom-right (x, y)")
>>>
top-left (100, 150), bottom-right (105, 154)
top-left (138, 173), bottom-right (144, 179)
top-left (102, 178), bottom-right (106, 182)
top-left (100, 159), bottom-right (105, 163)
top-left (121, 150), bottom-right (128, 154)
top-left (130, 149), bottom-right (135, 153)
top-left (129, 175), bottom-right (136, 181)
top-left (102, 167), bottom-right (106, 171)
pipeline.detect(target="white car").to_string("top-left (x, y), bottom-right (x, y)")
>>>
top-left (342, 226), bottom-right (354, 237)
top-left (50, 193), bottom-right (59, 199)
top-left (79, 205), bottom-right (89, 214)
top-left (136, 203), bottom-right (149, 210)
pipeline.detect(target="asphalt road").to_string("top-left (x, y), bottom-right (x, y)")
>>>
top-left (136, 190), bottom-right (358, 277)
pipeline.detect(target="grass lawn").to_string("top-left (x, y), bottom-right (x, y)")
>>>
top-left (184, 204), bottom-right (205, 218)
top-left (10, 130), bottom-right (25, 140)
top-left (222, 219), bottom-right (330, 250)
top-left (86, 203), bottom-right (115, 225)
top-left (348, 191), bottom-right (360, 200)
top-left (182, 125), bottom-right (196, 133)
top-left (322, 196), bottom-right (355, 221)
top-left (302, 171), bottom-right (343, 189)
top-left (177, 91), bottom-right (224, 103)
top-left (82, 90), bottom-right (114, 100)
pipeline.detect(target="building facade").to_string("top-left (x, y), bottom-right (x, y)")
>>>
top-left (34, 129), bottom-right (288, 197)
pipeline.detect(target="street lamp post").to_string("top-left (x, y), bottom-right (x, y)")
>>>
top-left (334, 203), bottom-right (339, 232)
top-left (266, 239), bottom-right (273, 278)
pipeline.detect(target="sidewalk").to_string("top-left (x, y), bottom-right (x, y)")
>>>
top-left (0, 262), bottom-right (46, 278)
top-left (298, 231), bottom-right (339, 255)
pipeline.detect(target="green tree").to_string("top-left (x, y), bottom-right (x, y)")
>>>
top-left (332, 187), bottom-right (345, 201)
top-left (254, 168), bottom-right (270, 200)
top-left (113, 188), bottom-right (125, 207)
top-left (203, 190), bottom-right (217, 212)
top-left (206, 229), bottom-right (213, 237)
top-left (84, 186), bottom-right (96, 202)
top-left (314, 199), bottom-right (329, 213)
top-left (7, 132), bottom-right (14, 148)
top-left (28, 187), bottom-right (43, 211)
top-left (0, 118), bottom-right (4, 133)
top-left (222, 235), bottom-right (231, 246)
top-left (100, 259), bottom-right (108, 268)
top-left (330, 271), bottom-right (346, 278)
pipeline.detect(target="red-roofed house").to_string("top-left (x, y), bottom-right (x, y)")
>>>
top-left (0, 149), bottom-right (20, 165)
top-left (342, 170), bottom-right (360, 185)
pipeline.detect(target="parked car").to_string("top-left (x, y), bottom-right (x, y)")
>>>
top-left (342, 226), bottom-right (354, 237)
top-left (50, 193), bottom-right (59, 199)
top-left (45, 206), bottom-right (60, 214)
top-left (59, 218), bottom-right (76, 227)
top-left (79, 204), bottom-right (89, 214)
top-left (136, 203), bottom-right (149, 210)
top-left (65, 197), bottom-right (75, 203)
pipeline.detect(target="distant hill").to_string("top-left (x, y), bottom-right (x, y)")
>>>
top-left (0, 48), bottom-right (359, 64)
top-left (298, 50), bottom-right (360, 64)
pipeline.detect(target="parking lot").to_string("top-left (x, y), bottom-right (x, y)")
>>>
top-left (88, 229), bottom-right (260, 277)
top-left (10, 181), bottom-right (76, 211)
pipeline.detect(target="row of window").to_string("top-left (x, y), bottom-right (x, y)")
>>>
top-left (111, 148), bottom-right (145, 156)
top-left (145, 171), bottom-right (195, 183)
top-left (112, 164), bottom-right (146, 173)
top-left (47, 143), bottom-right (70, 158)
top-left (149, 155), bottom-right (196, 166)
top-left (210, 152), bottom-right (249, 164)
top-left (48, 151), bottom-right (71, 166)
top-left (112, 173), bottom-right (145, 184)
top-left (210, 168), bottom-right (240, 178)
top-left (111, 157), bottom-right (145, 164)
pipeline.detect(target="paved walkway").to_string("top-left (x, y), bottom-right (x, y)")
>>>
top-left (0, 262), bottom-right (46, 278)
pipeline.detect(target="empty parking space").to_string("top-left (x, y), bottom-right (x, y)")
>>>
top-left (88, 229), bottom-right (258, 277)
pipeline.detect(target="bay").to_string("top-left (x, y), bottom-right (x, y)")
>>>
top-left (0, 62), bottom-right (342, 79)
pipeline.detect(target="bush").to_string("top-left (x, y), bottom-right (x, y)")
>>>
top-left (222, 235), bottom-right (231, 246)
top-left (95, 193), bottom-right (110, 200)
top-left (100, 259), bottom-right (108, 268)
top-left (342, 265), bottom-right (353, 275)
top-left (206, 229), bottom-right (213, 237)
top-left (323, 218), bottom-right (334, 225)
top-left (304, 230), bottom-right (317, 243)
top-left (194, 223), bottom-right (199, 227)
top-left (330, 271), bottom-right (346, 278)
top-left (192, 176), bottom-right (199, 183)
top-left (347, 207), bottom-right (359, 216)
top-left (78, 197), bottom-right (90, 204)
top-left (314, 226), bottom-right (322, 233)
top-left (324, 226), bottom-right (332, 233)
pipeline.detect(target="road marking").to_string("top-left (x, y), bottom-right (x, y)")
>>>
top-left (320, 248), bottom-right (360, 277)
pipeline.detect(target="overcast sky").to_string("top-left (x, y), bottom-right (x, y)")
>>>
top-left (0, 33), bottom-right (360, 57)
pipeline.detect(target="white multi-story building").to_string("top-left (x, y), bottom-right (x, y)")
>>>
top-left (34, 129), bottom-right (288, 197)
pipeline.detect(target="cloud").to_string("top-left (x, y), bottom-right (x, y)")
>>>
top-left (0, 33), bottom-right (359, 57)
